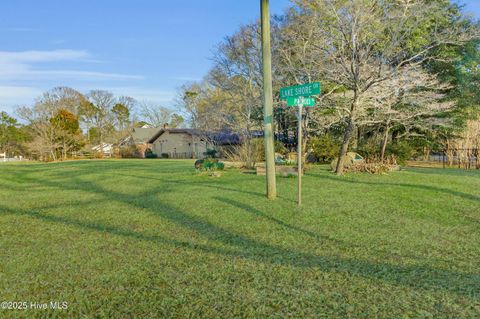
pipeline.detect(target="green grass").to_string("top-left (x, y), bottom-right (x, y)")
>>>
top-left (0, 160), bottom-right (479, 318)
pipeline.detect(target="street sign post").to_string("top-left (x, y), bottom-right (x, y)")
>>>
top-left (297, 101), bottom-right (303, 206)
top-left (280, 83), bottom-right (321, 206)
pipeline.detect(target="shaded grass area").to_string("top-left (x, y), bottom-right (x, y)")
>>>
top-left (0, 160), bottom-right (479, 318)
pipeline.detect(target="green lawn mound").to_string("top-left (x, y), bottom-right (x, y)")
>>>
top-left (0, 160), bottom-right (478, 318)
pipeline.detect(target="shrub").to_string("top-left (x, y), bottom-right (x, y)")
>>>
top-left (347, 162), bottom-right (394, 174)
top-left (195, 158), bottom-right (225, 171)
top-left (225, 138), bottom-right (287, 169)
top-left (203, 149), bottom-right (218, 158)
top-left (145, 153), bottom-right (158, 159)
top-left (307, 134), bottom-right (340, 163)
top-left (274, 140), bottom-right (288, 155)
top-left (144, 148), bottom-right (158, 159)
top-left (386, 141), bottom-right (415, 165)
top-left (119, 146), bottom-right (138, 158)
top-left (356, 138), bottom-right (381, 161)
top-left (160, 153), bottom-right (169, 159)
top-left (93, 151), bottom-right (104, 159)
top-left (251, 138), bottom-right (288, 160)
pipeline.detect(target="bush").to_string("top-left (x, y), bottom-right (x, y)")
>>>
top-left (195, 158), bottom-right (225, 171)
top-left (307, 134), bottom-right (340, 163)
top-left (386, 141), bottom-right (415, 165)
top-left (144, 148), bottom-right (158, 159)
top-left (346, 162), bottom-right (398, 174)
top-left (145, 153), bottom-right (158, 159)
top-left (225, 138), bottom-right (287, 169)
top-left (119, 146), bottom-right (138, 158)
top-left (93, 152), bottom-right (104, 159)
top-left (160, 153), bottom-right (169, 159)
top-left (251, 138), bottom-right (288, 160)
top-left (356, 139), bottom-right (380, 161)
top-left (203, 149), bottom-right (218, 158)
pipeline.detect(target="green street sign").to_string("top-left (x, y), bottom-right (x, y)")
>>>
top-left (280, 82), bottom-right (320, 100)
top-left (287, 97), bottom-right (315, 107)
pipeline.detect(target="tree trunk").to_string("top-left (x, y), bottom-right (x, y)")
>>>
top-left (50, 149), bottom-right (57, 162)
top-left (423, 147), bottom-right (431, 161)
top-left (446, 139), bottom-right (453, 166)
top-left (246, 136), bottom-right (253, 169)
top-left (352, 126), bottom-right (358, 150)
top-left (380, 124), bottom-right (389, 162)
top-left (335, 94), bottom-right (358, 175)
top-left (63, 138), bottom-right (67, 160)
top-left (335, 119), bottom-right (355, 175)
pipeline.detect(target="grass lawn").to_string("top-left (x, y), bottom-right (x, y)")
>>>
top-left (0, 160), bottom-right (479, 318)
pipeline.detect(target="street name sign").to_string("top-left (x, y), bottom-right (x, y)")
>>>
top-left (280, 82), bottom-right (320, 100)
top-left (279, 81), bottom-right (321, 206)
top-left (287, 97), bottom-right (316, 107)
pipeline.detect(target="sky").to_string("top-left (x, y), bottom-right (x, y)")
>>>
top-left (0, 0), bottom-right (478, 114)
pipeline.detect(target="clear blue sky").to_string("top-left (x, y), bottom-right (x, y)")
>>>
top-left (0, 0), bottom-right (478, 113)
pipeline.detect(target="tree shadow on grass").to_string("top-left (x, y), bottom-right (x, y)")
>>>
top-left (1, 170), bottom-right (479, 299)
top-left (214, 196), bottom-right (353, 248)
top-left (113, 172), bottom-right (270, 200)
top-left (313, 174), bottom-right (480, 203)
top-left (1, 200), bottom-right (479, 300)
top-left (404, 167), bottom-right (480, 178)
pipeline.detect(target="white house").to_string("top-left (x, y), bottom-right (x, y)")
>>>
top-left (91, 143), bottom-right (114, 156)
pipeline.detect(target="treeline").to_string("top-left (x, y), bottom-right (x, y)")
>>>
top-left (177, 0), bottom-right (480, 173)
top-left (0, 87), bottom-right (183, 161)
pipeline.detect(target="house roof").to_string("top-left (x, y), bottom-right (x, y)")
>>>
top-left (208, 131), bottom-right (241, 145)
top-left (147, 128), bottom-right (200, 144)
top-left (92, 143), bottom-right (113, 151)
top-left (119, 127), bottom-right (158, 146)
top-left (131, 127), bottom-right (158, 143)
top-left (148, 128), bottom-right (241, 145)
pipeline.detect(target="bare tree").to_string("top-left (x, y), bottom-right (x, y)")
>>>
top-left (287, 0), bottom-right (478, 174)
top-left (139, 101), bottom-right (177, 128)
top-left (85, 90), bottom-right (116, 146)
top-left (448, 119), bottom-right (480, 168)
top-left (113, 96), bottom-right (137, 131)
top-left (16, 87), bottom-right (85, 161)
top-left (360, 66), bottom-right (454, 161)
top-left (177, 82), bottom-right (232, 131)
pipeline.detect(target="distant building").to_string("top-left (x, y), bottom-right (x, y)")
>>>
top-left (91, 143), bottom-right (114, 156)
top-left (118, 127), bottom-right (159, 157)
top-left (147, 126), bottom-right (240, 159)
top-left (147, 128), bottom-right (210, 159)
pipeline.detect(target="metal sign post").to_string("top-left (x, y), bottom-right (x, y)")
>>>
top-left (280, 82), bottom-right (321, 206)
top-left (297, 98), bottom-right (303, 206)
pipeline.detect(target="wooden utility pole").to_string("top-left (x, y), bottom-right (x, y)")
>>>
top-left (260, 0), bottom-right (277, 200)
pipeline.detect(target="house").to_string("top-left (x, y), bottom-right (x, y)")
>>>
top-left (118, 127), bottom-right (159, 157)
top-left (91, 143), bottom-right (114, 156)
top-left (147, 127), bottom-right (240, 159)
top-left (147, 128), bottom-right (210, 158)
